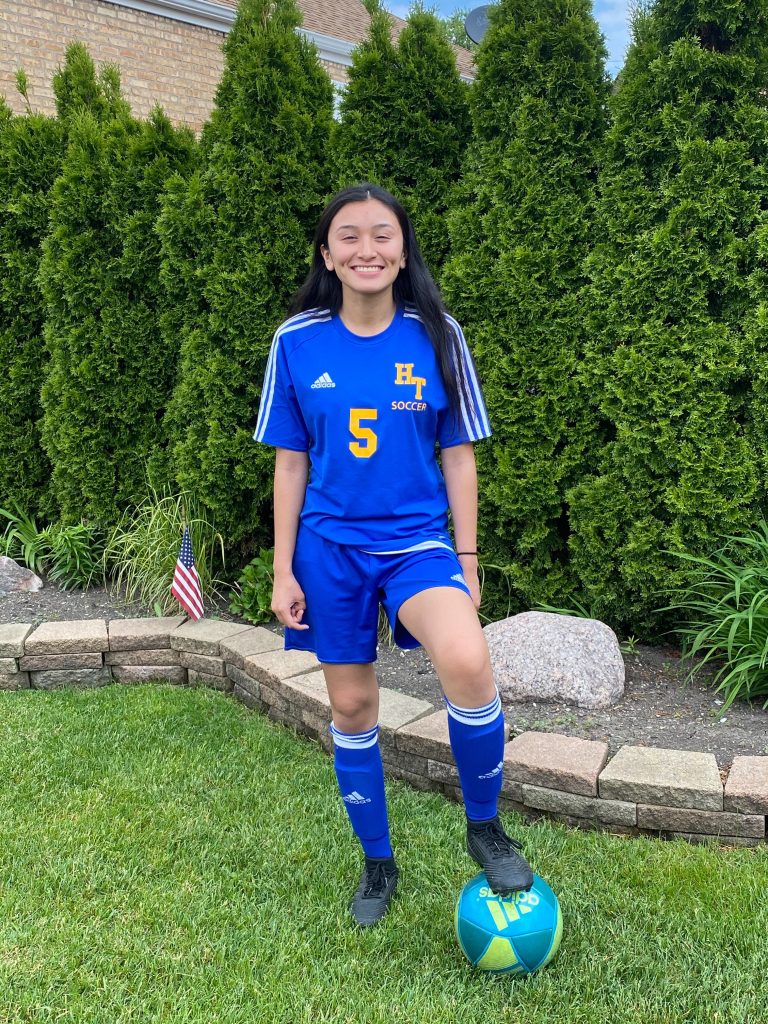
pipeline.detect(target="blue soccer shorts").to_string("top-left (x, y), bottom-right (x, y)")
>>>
top-left (285, 524), bottom-right (472, 663)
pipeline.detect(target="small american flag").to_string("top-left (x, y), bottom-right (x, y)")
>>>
top-left (171, 526), bottom-right (204, 621)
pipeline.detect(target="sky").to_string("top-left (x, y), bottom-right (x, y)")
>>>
top-left (387, 1), bottom-right (633, 77)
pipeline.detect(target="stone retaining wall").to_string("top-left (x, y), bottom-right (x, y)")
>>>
top-left (1, 617), bottom-right (766, 847)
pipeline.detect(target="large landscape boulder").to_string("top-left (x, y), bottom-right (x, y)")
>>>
top-left (0, 556), bottom-right (43, 596)
top-left (485, 610), bottom-right (625, 709)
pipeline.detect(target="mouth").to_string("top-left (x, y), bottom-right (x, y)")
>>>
top-left (351, 265), bottom-right (385, 274)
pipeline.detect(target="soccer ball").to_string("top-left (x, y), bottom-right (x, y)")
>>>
top-left (455, 872), bottom-right (562, 975)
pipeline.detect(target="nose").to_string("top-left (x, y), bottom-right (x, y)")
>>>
top-left (357, 235), bottom-right (376, 259)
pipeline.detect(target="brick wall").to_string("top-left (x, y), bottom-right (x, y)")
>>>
top-left (0, 0), bottom-right (226, 130)
top-left (0, 0), bottom-right (348, 132)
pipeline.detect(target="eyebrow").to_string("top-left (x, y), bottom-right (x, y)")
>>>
top-left (334, 223), bottom-right (396, 231)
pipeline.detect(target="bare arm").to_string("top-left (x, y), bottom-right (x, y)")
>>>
top-left (271, 447), bottom-right (310, 629)
top-left (441, 442), bottom-right (481, 609)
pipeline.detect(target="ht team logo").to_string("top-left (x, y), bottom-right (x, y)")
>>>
top-left (393, 363), bottom-right (427, 411)
top-left (348, 363), bottom-right (429, 458)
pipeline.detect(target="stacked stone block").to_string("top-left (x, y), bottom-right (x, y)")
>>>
top-left (1, 612), bottom-right (767, 847)
top-left (0, 623), bottom-right (33, 689)
top-left (170, 619), bottom-right (253, 691)
top-left (108, 616), bottom-right (188, 684)
top-left (240, 648), bottom-right (323, 731)
top-left (23, 619), bottom-right (111, 689)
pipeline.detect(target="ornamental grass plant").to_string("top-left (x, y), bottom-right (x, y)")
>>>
top-left (103, 487), bottom-right (226, 613)
top-left (663, 521), bottom-right (768, 712)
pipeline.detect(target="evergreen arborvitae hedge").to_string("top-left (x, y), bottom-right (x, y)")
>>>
top-left (39, 52), bottom-right (196, 526)
top-left (333, 4), bottom-right (470, 274)
top-left (158, 0), bottom-right (333, 553)
top-left (441, 0), bottom-right (609, 614)
top-left (0, 90), bottom-right (61, 518)
top-left (0, 46), bottom-right (121, 520)
top-left (568, 0), bottom-right (768, 634)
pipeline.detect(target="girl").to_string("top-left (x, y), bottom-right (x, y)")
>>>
top-left (254, 183), bottom-right (533, 927)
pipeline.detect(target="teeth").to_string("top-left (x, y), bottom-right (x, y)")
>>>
top-left (353, 266), bottom-right (382, 272)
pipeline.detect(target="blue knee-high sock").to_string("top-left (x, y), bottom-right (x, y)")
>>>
top-left (445, 689), bottom-right (505, 822)
top-left (330, 723), bottom-right (393, 859)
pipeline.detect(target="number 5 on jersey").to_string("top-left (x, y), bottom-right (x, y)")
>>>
top-left (349, 408), bottom-right (378, 458)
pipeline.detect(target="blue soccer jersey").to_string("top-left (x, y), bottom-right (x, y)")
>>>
top-left (254, 305), bottom-right (491, 548)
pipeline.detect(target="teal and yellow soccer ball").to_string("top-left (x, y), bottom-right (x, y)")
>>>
top-left (455, 872), bottom-right (562, 975)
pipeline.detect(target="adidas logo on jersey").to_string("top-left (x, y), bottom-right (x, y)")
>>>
top-left (451, 572), bottom-right (466, 584)
top-left (311, 372), bottom-right (336, 389)
top-left (342, 791), bottom-right (371, 805)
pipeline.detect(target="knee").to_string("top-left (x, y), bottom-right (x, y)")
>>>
top-left (329, 691), bottom-right (378, 734)
top-left (433, 640), bottom-right (493, 698)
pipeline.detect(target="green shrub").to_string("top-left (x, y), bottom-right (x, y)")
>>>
top-left (567, 0), bottom-right (768, 635)
top-left (334, 3), bottom-right (470, 275)
top-left (0, 503), bottom-right (104, 589)
top-left (0, 103), bottom-right (61, 518)
top-left (442, 0), bottom-right (609, 617)
top-left (661, 522), bottom-right (768, 712)
top-left (42, 522), bottom-right (105, 590)
top-left (39, 57), bottom-right (196, 527)
top-left (0, 45), bottom-right (118, 520)
top-left (0, 504), bottom-right (50, 574)
top-left (229, 548), bottom-right (274, 624)
top-left (158, 0), bottom-right (333, 555)
top-left (104, 488), bottom-right (226, 615)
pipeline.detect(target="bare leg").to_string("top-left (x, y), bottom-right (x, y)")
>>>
top-left (321, 662), bottom-right (379, 731)
top-left (397, 586), bottom-right (494, 708)
top-left (397, 586), bottom-right (533, 893)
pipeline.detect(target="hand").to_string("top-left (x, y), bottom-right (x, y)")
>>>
top-left (271, 572), bottom-right (309, 630)
top-left (459, 556), bottom-right (481, 610)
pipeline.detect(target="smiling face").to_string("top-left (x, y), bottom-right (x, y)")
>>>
top-left (320, 198), bottom-right (406, 303)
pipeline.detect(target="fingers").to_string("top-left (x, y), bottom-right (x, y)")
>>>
top-left (271, 595), bottom-right (310, 630)
top-left (287, 602), bottom-right (309, 630)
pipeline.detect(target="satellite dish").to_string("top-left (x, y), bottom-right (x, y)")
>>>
top-left (464, 5), bottom-right (492, 45)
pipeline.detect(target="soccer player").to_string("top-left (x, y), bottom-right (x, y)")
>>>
top-left (254, 183), bottom-right (534, 927)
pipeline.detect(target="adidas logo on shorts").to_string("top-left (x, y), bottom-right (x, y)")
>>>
top-left (451, 572), bottom-right (466, 584)
top-left (311, 372), bottom-right (336, 389)
top-left (342, 791), bottom-right (371, 805)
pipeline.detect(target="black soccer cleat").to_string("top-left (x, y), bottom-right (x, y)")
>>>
top-left (349, 856), bottom-right (399, 928)
top-left (466, 816), bottom-right (534, 895)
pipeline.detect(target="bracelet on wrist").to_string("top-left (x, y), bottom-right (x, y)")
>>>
top-left (457, 551), bottom-right (478, 557)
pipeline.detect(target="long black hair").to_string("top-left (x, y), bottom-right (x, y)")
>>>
top-left (290, 183), bottom-right (469, 422)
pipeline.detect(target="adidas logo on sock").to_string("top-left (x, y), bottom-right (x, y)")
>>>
top-left (478, 760), bottom-right (504, 780)
top-left (311, 372), bottom-right (336, 389)
top-left (342, 791), bottom-right (371, 804)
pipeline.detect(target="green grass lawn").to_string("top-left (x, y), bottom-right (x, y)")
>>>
top-left (0, 684), bottom-right (766, 1024)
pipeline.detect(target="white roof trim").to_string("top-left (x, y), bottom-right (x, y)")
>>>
top-left (299, 29), bottom-right (355, 67)
top-left (101, 1), bottom-right (473, 79)
top-left (102, 1), bottom-right (354, 64)
top-left (101, 0), bottom-right (236, 32)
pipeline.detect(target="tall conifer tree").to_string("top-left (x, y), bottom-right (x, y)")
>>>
top-left (39, 51), bottom-right (196, 525)
top-left (0, 91), bottom-right (61, 517)
top-left (0, 46), bottom-right (119, 519)
top-left (333, 3), bottom-right (470, 274)
top-left (568, 0), bottom-right (768, 632)
top-left (442, 0), bottom-right (609, 613)
top-left (158, 0), bottom-right (333, 551)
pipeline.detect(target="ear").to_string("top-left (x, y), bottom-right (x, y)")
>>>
top-left (320, 245), bottom-right (334, 272)
top-left (400, 251), bottom-right (407, 268)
